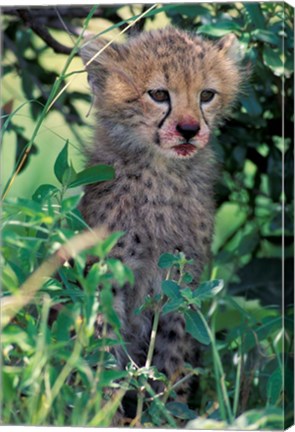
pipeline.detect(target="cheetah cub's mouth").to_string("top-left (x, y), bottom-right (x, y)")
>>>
top-left (172, 143), bottom-right (197, 157)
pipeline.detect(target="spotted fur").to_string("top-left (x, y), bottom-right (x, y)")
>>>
top-left (80, 26), bottom-right (243, 396)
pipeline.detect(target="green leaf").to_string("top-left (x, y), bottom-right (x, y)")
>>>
top-left (244, 3), bottom-right (265, 29)
top-left (3, 65), bottom-right (14, 76)
top-left (84, 295), bottom-right (100, 336)
top-left (158, 253), bottom-right (179, 269)
top-left (166, 402), bottom-right (197, 420)
top-left (167, 4), bottom-right (209, 18)
top-left (32, 184), bottom-right (59, 203)
top-left (256, 317), bottom-right (282, 342)
top-left (184, 309), bottom-right (210, 345)
top-left (194, 279), bottom-right (224, 301)
top-left (62, 165), bottom-right (77, 187)
top-left (197, 21), bottom-right (241, 37)
top-left (2, 370), bottom-right (16, 403)
top-left (224, 296), bottom-right (252, 321)
top-left (2, 264), bottom-right (19, 292)
top-left (251, 29), bottom-right (281, 47)
top-left (100, 286), bottom-right (121, 330)
top-left (240, 86), bottom-right (262, 117)
top-left (233, 145), bottom-right (247, 166)
top-left (16, 28), bottom-right (32, 55)
top-left (2, 325), bottom-right (34, 351)
top-left (267, 369), bottom-right (282, 405)
top-left (66, 208), bottom-right (86, 231)
top-left (229, 317), bottom-right (282, 352)
top-left (181, 287), bottom-right (194, 302)
top-left (54, 141), bottom-right (70, 183)
top-left (3, 198), bottom-right (50, 220)
top-left (135, 295), bottom-right (157, 315)
top-left (234, 407), bottom-right (283, 430)
top-left (54, 306), bottom-right (75, 342)
top-left (161, 280), bottom-right (181, 298)
top-left (182, 272), bottom-right (193, 284)
top-left (68, 165), bottom-right (115, 188)
top-left (98, 370), bottom-right (128, 387)
top-left (263, 46), bottom-right (284, 76)
top-left (162, 298), bottom-right (184, 315)
top-left (4, 259), bottom-right (27, 286)
top-left (107, 258), bottom-right (134, 287)
top-left (91, 231), bottom-right (125, 259)
top-left (237, 230), bottom-right (259, 256)
top-left (85, 263), bottom-right (103, 293)
top-left (284, 52), bottom-right (294, 78)
top-left (61, 194), bottom-right (83, 213)
top-left (186, 417), bottom-right (227, 430)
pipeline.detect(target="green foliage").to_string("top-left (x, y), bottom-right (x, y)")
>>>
top-left (1, 159), bottom-right (128, 425)
top-left (54, 138), bottom-right (115, 190)
top-left (1, 2), bottom-right (293, 429)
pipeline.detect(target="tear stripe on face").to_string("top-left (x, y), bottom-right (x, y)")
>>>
top-left (200, 104), bottom-right (209, 127)
top-left (158, 100), bottom-right (172, 129)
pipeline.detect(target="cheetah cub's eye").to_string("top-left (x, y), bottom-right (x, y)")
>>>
top-left (200, 89), bottom-right (216, 103)
top-left (148, 89), bottom-right (170, 103)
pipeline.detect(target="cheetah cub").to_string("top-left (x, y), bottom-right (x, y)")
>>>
top-left (80, 27), bottom-right (243, 397)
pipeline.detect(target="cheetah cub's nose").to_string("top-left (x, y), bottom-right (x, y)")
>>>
top-left (176, 122), bottom-right (201, 141)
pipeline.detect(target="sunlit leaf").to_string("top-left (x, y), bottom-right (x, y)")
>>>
top-left (68, 165), bottom-right (115, 188)
top-left (263, 46), bottom-right (284, 76)
top-left (194, 279), bottom-right (224, 300)
top-left (197, 21), bottom-right (241, 37)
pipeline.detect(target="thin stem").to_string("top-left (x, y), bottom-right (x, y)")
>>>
top-left (145, 305), bottom-right (161, 369)
top-left (132, 262), bottom-right (171, 424)
top-left (212, 349), bottom-right (227, 421)
top-left (130, 390), bottom-right (144, 427)
top-left (197, 309), bottom-right (234, 424)
top-left (131, 302), bottom-right (162, 426)
top-left (233, 341), bottom-right (243, 418)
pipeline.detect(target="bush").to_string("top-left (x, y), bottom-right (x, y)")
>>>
top-left (1, 3), bottom-right (293, 428)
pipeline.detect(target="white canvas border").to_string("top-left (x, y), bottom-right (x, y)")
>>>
top-left (1, 1), bottom-right (294, 432)
top-left (0, 0), bottom-right (294, 8)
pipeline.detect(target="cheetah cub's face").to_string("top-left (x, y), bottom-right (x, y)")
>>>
top-left (81, 27), bottom-right (243, 160)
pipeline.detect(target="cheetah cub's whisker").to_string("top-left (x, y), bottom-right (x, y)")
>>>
top-left (80, 26), bottom-right (244, 416)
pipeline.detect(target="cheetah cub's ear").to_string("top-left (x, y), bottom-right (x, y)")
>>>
top-left (216, 33), bottom-right (243, 63)
top-left (80, 38), bottom-right (126, 92)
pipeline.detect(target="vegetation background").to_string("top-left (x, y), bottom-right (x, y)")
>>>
top-left (1, 3), bottom-right (294, 429)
